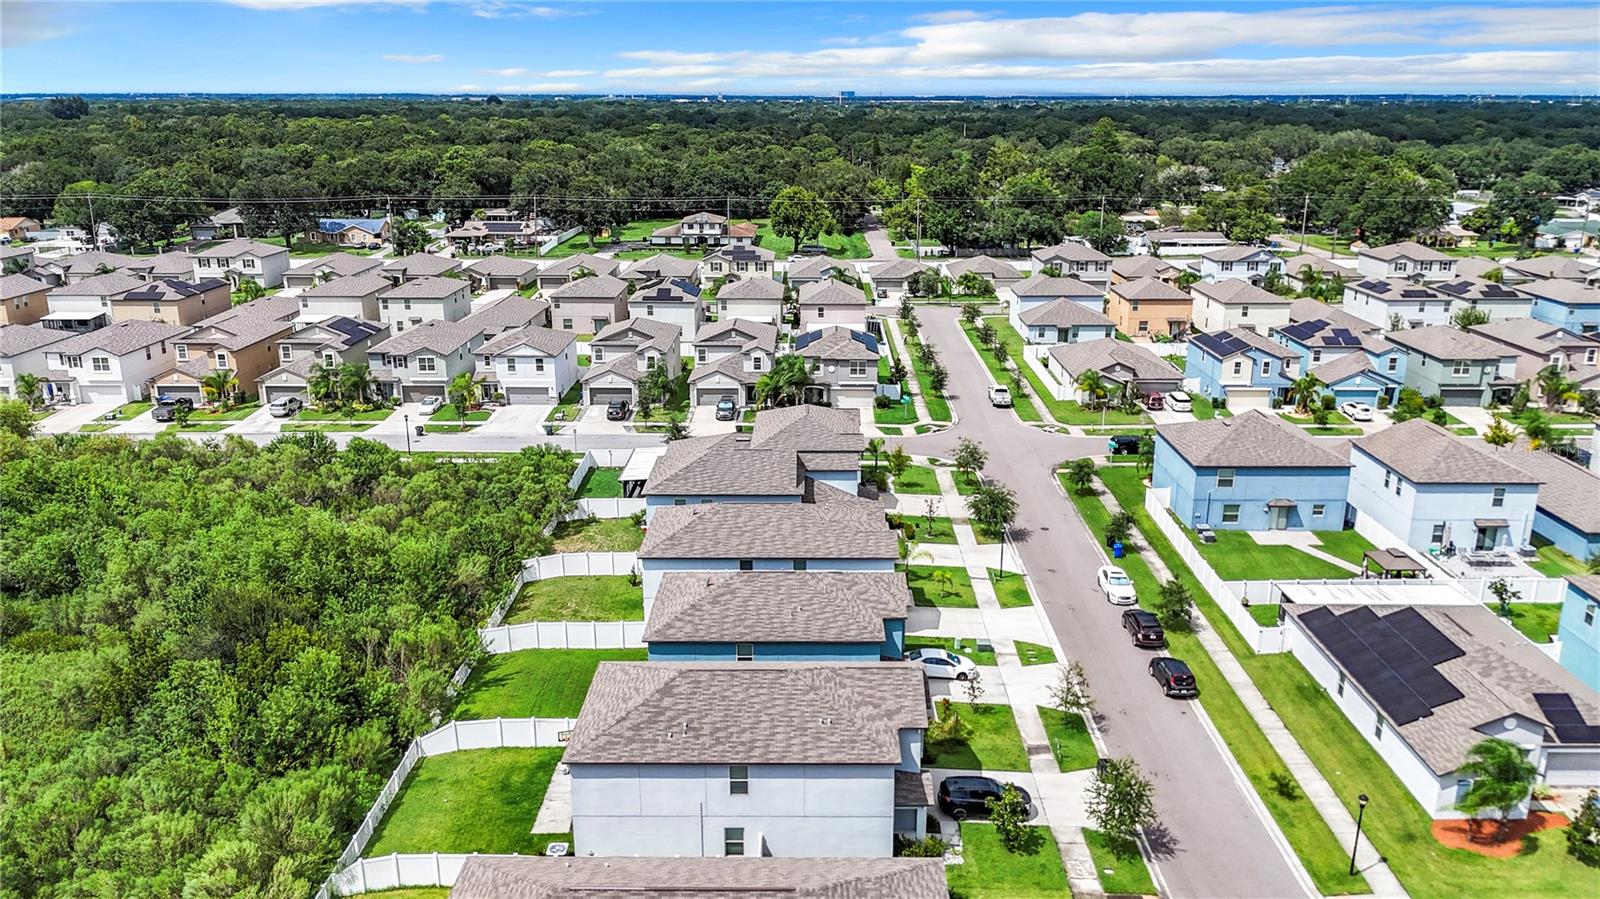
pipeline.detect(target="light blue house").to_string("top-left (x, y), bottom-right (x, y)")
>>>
top-left (1153, 410), bottom-right (1352, 531)
top-left (1272, 316), bottom-right (1405, 406)
top-left (1497, 442), bottom-right (1600, 563)
top-left (643, 570), bottom-right (910, 661)
top-left (1526, 279), bottom-right (1600, 335)
top-left (1186, 328), bottom-right (1298, 411)
top-left (1558, 575), bottom-right (1600, 694)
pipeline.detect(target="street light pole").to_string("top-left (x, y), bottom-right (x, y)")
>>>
top-left (403, 413), bottom-right (411, 454)
top-left (1348, 793), bottom-right (1370, 876)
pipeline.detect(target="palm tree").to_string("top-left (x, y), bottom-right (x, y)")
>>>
top-left (1535, 364), bottom-right (1579, 411)
top-left (200, 368), bottom-right (239, 408)
top-left (1075, 370), bottom-right (1108, 409)
top-left (1287, 372), bottom-right (1324, 414)
top-left (337, 362), bottom-right (376, 406)
top-left (1455, 738), bottom-right (1538, 841)
top-left (12, 373), bottom-right (43, 410)
top-left (755, 354), bottom-right (813, 408)
top-left (865, 436), bottom-right (885, 470)
top-left (307, 362), bottom-right (337, 406)
top-left (447, 371), bottom-right (479, 423)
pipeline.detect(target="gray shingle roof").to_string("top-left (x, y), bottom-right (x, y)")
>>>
top-left (297, 272), bottom-right (393, 297)
top-left (1434, 278), bottom-right (1533, 303)
top-left (592, 316), bottom-right (680, 349)
top-left (1284, 254), bottom-right (1353, 277)
top-left (1519, 278), bottom-right (1600, 306)
top-left (1504, 256), bottom-right (1598, 281)
top-left (548, 273), bottom-right (629, 300)
top-left (945, 254), bottom-right (1022, 280)
top-left (50, 272), bottom-right (148, 297)
top-left (180, 294), bottom-right (299, 350)
top-left (287, 253), bottom-right (382, 278)
top-left (1568, 575), bottom-right (1600, 600)
top-left (0, 273), bottom-right (48, 300)
top-left (46, 319), bottom-right (189, 356)
top-left (477, 323), bottom-right (574, 357)
top-left (624, 253), bottom-right (700, 281)
top-left (869, 258), bottom-right (929, 281)
top-left (1158, 409), bottom-right (1350, 469)
top-left (640, 499), bottom-right (896, 560)
top-left (1359, 241), bottom-right (1453, 262)
top-left (686, 349), bottom-right (762, 387)
top-left (461, 294), bottom-right (549, 334)
top-left (797, 278), bottom-right (868, 306)
top-left (1018, 297), bottom-right (1115, 329)
top-left (564, 661), bottom-right (927, 765)
top-left (1047, 338), bottom-right (1182, 382)
top-left (1386, 325), bottom-right (1512, 361)
top-left (380, 252), bottom-right (460, 277)
top-left (1202, 245), bottom-right (1279, 263)
top-left (1032, 241), bottom-right (1111, 264)
top-left (643, 434), bottom-right (807, 497)
top-left (1351, 419), bottom-right (1540, 484)
top-left (896, 768), bottom-right (936, 808)
top-left (581, 352), bottom-right (645, 384)
top-left (1192, 278), bottom-right (1291, 305)
top-left (1011, 274), bottom-right (1103, 298)
top-left (541, 253), bottom-right (619, 279)
top-left (124, 250), bottom-right (195, 279)
top-left (787, 255), bottom-right (852, 281)
top-left (715, 276), bottom-right (784, 300)
top-left (1471, 318), bottom-right (1595, 355)
top-left (693, 319), bottom-right (778, 349)
top-left (1498, 442), bottom-right (1600, 534)
top-left (0, 323), bottom-right (70, 356)
top-left (1288, 297), bottom-right (1376, 334)
top-left (1193, 326), bottom-right (1297, 360)
top-left (795, 325), bottom-right (878, 361)
top-left (1112, 256), bottom-right (1180, 279)
top-left (368, 318), bottom-right (480, 356)
top-left (192, 238), bottom-right (288, 259)
top-left (1145, 229), bottom-right (1227, 244)
top-left (379, 275), bottom-right (469, 300)
top-left (1113, 276), bottom-right (1191, 301)
top-left (1310, 351), bottom-right (1381, 384)
top-left (449, 856), bottom-right (948, 899)
top-left (466, 255), bottom-right (540, 278)
top-left (54, 251), bottom-right (141, 276)
top-left (643, 571), bottom-right (910, 643)
top-left (750, 404), bottom-right (864, 453)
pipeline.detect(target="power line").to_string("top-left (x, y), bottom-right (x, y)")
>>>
top-left (0, 191), bottom-right (1541, 205)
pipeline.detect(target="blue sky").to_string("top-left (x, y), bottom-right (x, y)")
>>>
top-left (3, 1), bottom-right (1598, 95)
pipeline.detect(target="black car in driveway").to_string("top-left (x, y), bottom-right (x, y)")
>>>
top-left (150, 397), bottom-right (194, 422)
top-left (1122, 609), bottom-right (1166, 648)
top-left (937, 776), bottom-right (1033, 820)
top-left (605, 399), bottom-right (631, 421)
top-left (1149, 656), bottom-right (1198, 697)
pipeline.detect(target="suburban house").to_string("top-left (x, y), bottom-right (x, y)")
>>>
top-left (1343, 278), bottom-right (1453, 331)
top-left (629, 278), bottom-right (706, 340)
top-left (1005, 274), bottom-right (1105, 317)
top-left (649, 212), bottom-right (758, 247)
top-left (281, 252), bottom-right (384, 289)
top-left (257, 316), bottom-right (388, 404)
top-left (1348, 419), bottom-right (1539, 553)
top-left (583, 317), bottom-right (683, 406)
top-left (123, 250), bottom-right (196, 282)
top-left (0, 246), bottom-right (36, 276)
top-left (1524, 279), bottom-right (1600, 335)
top-left (0, 324), bottom-right (71, 403)
top-left (190, 239), bottom-right (291, 289)
top-left (1283, 254), bottom-right (1354, 290)
top-left (41, 250), bottom-right (143, 285)
top-left (381, 253), bottom-right (461, 284)
top-left (536, 254), bottom-right (621, 291)
top-left (1283, 602), bottom-right (1599, 818)
top-left (688, 319), bottom-right (778, 407)
top-left (1189, 279), bottom-right (1293, 335)
top-left (787, 255), bottom-right (856, 289)
top-left (1105, 276), bottom-right (1193, 338)
top-left (1110, 255), bottom-right (1182, 285)
top-left (942, 255), bottom-right (1023, 292)
top-left (1195, 246), bottom-right (1284, 285)
top-left (1186, 328), bottom-right (1298, 410)
top-left (148, 294), bottom-right (299, 403)
top-left (1041, 338), bottom-right (1183, 403)
top-left (866, 258), bottom-right (930, 300)
top-left (444, 210), bottom-right (557, 251)
top-left (42, 272), bottom-right (149, 333)
top-left (1354, 241), bottom-right (1458, 283)
top-left (311, 217), bottom-right (388, 247)
top-left (549, 274), bottom-right (631, 334)
top-left (711, 276), bottom-right (786, 326)
top-left (644, 571), bottom-right (911, 661)
top-left (796, 278), bottom-right (869, 332)
top-left (107, 277), bottom-right (230, 326)
top-left (1559, 576), bottom-right (1600, 695)
top-left (367, 319), bottom-right (483, 403)
top-left (463, 255), bottom-right (539, 292)
top-left (1312, 350), bottom-right (1405, 409)
top-left (378, 276), bottom-right (472, 333)
top-left (1288, 297), bottom-right (1377, 334)
top-left (0, 274), bottom-right (50, 326)
top-left (0, 216), bottom-right (44, 242)
top-left (475, 324), bottom-right (579, 405)
top-left (44, 319), bottom-right (187, 404)
top-left (1030, 242), bottom-right (1112, 287)
top-left (295, 272), bottom-right (391, 322)
top-left (1272, 317), bottom-right (1397, 373)
top-left (189, 207), bottom-right (244, 241)
top-left (700, 245), bottom-right (776, 284)
top-left (794, 327), bottom-right (880, 406)
top-left (624, 253), bottom-right (700, 286)
top-left (1138, 229), bottom-right (1231, 258)
top-left (1014, 297), bottom-right (1117, 345)
top-left (1470, 318), bottom-right (1600, 401)
top-left (564, 662), bottom-right (932, 858)
top-left (1500, 256), bottom-right (1599, 285)
top-left (1153, 410), bottom-right (1351, 531)
top-left (1498, 443), bottom-right (1600, 564)
top-left (1385, 326), bottom-right (1519, 407)
top-left (446, 856), bottom-right (948, 899)
top-left (1434, 278), bottom-right (1533, 322)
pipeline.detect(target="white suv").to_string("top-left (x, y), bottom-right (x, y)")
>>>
top-left (989, 385), bottom-right (1012, 407)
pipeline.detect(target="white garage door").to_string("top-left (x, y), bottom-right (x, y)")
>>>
top-left (1544, 749), bottom-right (1600, 787)
top-left (1226, 388), bottom-right (1271, 412)
top-left (694, 387), bottom-right (737, 406)
top-left (403, 385), bottom-right (443, 403)
top-left (506, 386), bottom-right (551, 404)
top-left (80, 385), bottom-right (128, 404)
top-left (263, 384), bottom-right (305, 403)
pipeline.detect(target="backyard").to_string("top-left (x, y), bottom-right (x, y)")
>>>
top-left (1491, 603), bottom-right (1562, 643)
top-left (1529, 541), bottom-right (1591, 577)
top-left (505, 575), bottom-right (643, 623)
top-left (924, 702), bottom-right (1030, 771)
top-left (364, 747), bottom-right (568, 857)
top-left (574, 467), bottom-right (624, 499)
top-left (451, 648), bottom-right (647, 719)
top-left (550, 517), bottom-right (644, 552)
top-left (1179, 523), bottom-right (1372, 580)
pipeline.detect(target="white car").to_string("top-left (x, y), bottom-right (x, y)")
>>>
top-left (1339, 401), bottom-right (1374, 422)
top-left (989, 385), bottom-right (1012, 408)
top-left (419, 395), bottom-right (445, 415)
top-left (267, 396), bottom-right (303, 418)
top-left (1097, 565), bottom-right (1138, 605)
top-left (1166, 390), bottom-right (1192, 413)
top-left (907, 647), bottom-right (979, 681)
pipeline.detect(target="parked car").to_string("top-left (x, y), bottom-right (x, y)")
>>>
top-left (154, 394), bottom-right (194, 408)
top-left (1143, 391), bottom-right (1164, 411)
top-left (1149, 657), bottom-right (1198, 698)
top-left (606, 399), bottom-right (631, 421)
top-left (988, 385), bottom-right (1012, 407)
top-left (715, 397), bottom-right (737, 421)
top-left (419, 395), bottom-right (445, 415)
top-left (1166, 390), bottom-right (1192, 412)
top-left (1107, 434), bottom-right (1141, 455)
top-left (150, 397), bottom-right (194, 422)
top-left (1122, 609), bottom-right (1166, 648)
top-left (1097, 565), bottom-right (1138, 605)
top-left (1340, 401), bottom-right (1374, 422)
top-left (907, 647), bottom-right (978, 681)
top-left (876, 287), bottom-right (889, 300)
top-left (938, 776), bottom-right (1033, 821)
top-left (267, 396), bottom-right (303, 418)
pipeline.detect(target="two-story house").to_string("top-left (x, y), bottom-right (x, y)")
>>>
top-left (189, 207), bottom-right (244, 242)
top-left (796, 279), bottom-right (868, 332)
top-left (629, 278), bottom-right (705, 342)
top-left (565, 661), bottom-right (932, 858)
top-left (536, 253), bottom-right (620, 291)
top-left (1434, 278), bottom-right (1533, 322)
top-left (46, 319), bottom-right (188, 404)
top-left (367, 318), bottom-right (483, 403)
top-left (1349, 419), bottom-right (1541, 554)
top-left (1471, 318), bottom-right (1600, 403)
top-left (1500, 256), bottom-right (1599, 286)
top-left (463, 255), bottom-right (539, 292)
top-left (1196, 246), bottom-right (1284, 285)
top-left (1499, 443), bottom-right (1600, 567)
top-left (1558, 576), bottom-right (1600, 695)
top-left (583, 317), bottom-right (683, 406)
top-left (0, 324), bottom-right (71, 403)
top-left (786, 255), bottom-right (855, 290)
top-left (624, 253), bottom-right (700, 286)
top-left (1005, 274), bottom-right (1104, 317)
top-left (296, 272), bottom-right (391, 322)
top-left (1189, 279), bottom-right (1292, 335)
top-left (42, 272), bottom-right (145, 333)
top-left (256, 316), bottom-right (388, 405)
top-left (942, 255), bottom-right (1023, 293)
top-left (689, 319), bottom-right (778, 408)
top-left (794, 326), bottom-right (880, 405)
top-left (700, 245), bottom-right (776, 285)
top-left (1105, 276), bottom-right (1193, 338)
top-left (866, 258), bottom-right (930, 300)
top-left (378, 276), bottom-right (472, 334)
top-left (0, 274), bottom-right (50, 326)
top-left (1154, 410), bottom-right (1352, 531)
top-left (711, 276), bottom-right (786, 327)
top-left (1272, 318), bottom-right (1404, 407)
top-left (108, 278), bottom-right (231, 326)
top-left (1355, 241), bottom-right (1457, 283)
top-left (1385, 326), bottom-right (1519, 407)
top-left (1110, 255), bottom-right (1182, 286)
top-left (380, 252), bottom-right (461, 284)
top-left (148, 294), bottom-right (299, 403)
top-left (1029, 242), bottom-right (1112, 287)
top-left (42, 250), bottom-right (142, 285)
top-left (281, 252), bottom-right (384, 289)
top-left (190, 238), bottom-right (291, 288)
top-left (1342, 278), bottom-right (1452, 331)
top-left (1187, 328), bottom-right (1298, 411)
top-left (649, 212), bottom-right (758, 247)
top-left (1282, 254), bottom-right (1353, 290)
top-left (475, 324), bottom-right (579, 405)
top-left (1014, 297), bottom-right (1117, 345)
top-left (1524, 279), bottom-right (1600, 335)
top-left (549, 275), bottom-right (631, 335)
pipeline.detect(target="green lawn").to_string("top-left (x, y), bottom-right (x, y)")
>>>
top-left (1281, 409), bottom-right (1353, 425)
top-left (753, 221), bottom-right (871, 259)
top-left (550, 381), bottom-right (583, 423)
top-left (925, 702), bottom-right (1030, 771)
top-left (893, 463), bottom-right (941, 495)
top-left (632, 372), bottom-right (691, 422)
top-left (899, 515), bottom-right (958, 544)
top-left (1038, 708), bottom-right (1096, 771)
top-left (1490, 603), bottom-right (1562, 643)
top-left (1016, 641), bottom-right (1056, 665)
top-left (1249, 603), bottom-right (1283, 627)
top-left (1082, 828), bottom-right (1159, 897)
top-left (952, 469), bottom-right (980, 495)
top-left (424, 424), bottom-right (479, 433)
top-left (296, 407), bottom-right (394, 421)
top-left (1190, 395), bottom-right (1220, 420)
top-left (345, 890), bottom-right (448, 899)
top-left (101, 401), bottom-right (153, 421)
top-left (282, 422), bottom-right (376, 433)
top-left (960, 320), bottom-right (1043, 422)
top-left (506, 576), bottom-right (642, 623)
top-left (905, 636), bottom-right (997, 666)
top-left (1508, 408), bottom-right (1595, 426)
top-left (945, 824), bottom-right (1068, 899)
top-left (1313, 530), bottom-right (1380, 567)
top-left (906, 565), bottom-right (977, 608)
top-left (575, 467), bottom-right (623, 499)
top-left (1186, 527), bottom-right (1358, 580)
top-left (189, 402), bottom-right (260, 422)
top-left (987, 570), bottom-right (1033, 608)
top-left (903, 334), bottom-right (953, 422)
top-left (452, 648), bottom-right (647, 719)
top-left (1304, 425), bottom-right (1365, 436)
top-left (987, 318), bottom-right (1150, 426)
top-left (1530, 541), bottom-right (1589, 577)
top-left (166, 422), bottom-right (233, 432)
top-left (432, 404), bottom-right (492, 422)
top-left (364, 747), bottom-right (567, 856)
top-left (875, 401), bottom-right (919, 425)
top-left (550, 517), bottom-right (644, 552)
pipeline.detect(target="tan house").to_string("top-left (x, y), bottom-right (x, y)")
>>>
top-left (1106, 276), bottom-right (1193, 338)
top-left (1109, 256), bottom-right (1181, 286)
top-left (0, 217), bottom-right (43, 242)
top-left (548, 275), bottom-right (630, 335)
top-left (148, 294), bottom-right (299, 403)
top-left (108, 278), bottom-right (231, 326)
top-left (0, 274), bottom-right (51, 326)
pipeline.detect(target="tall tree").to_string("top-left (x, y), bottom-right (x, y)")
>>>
top-left (768, 186), bottom-right (837, 252)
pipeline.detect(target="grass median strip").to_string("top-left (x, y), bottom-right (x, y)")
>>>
top-left (944, 824), bottom-right (1068, 899)
top-left (1038, 707), bottom-right (1095, 772)
top-left (1082, 828), bottom-right (1159, 896)
top-left (959, 319), bottom-right (1042, 421)
top-left (988, 569), bottom-right (1033, 608)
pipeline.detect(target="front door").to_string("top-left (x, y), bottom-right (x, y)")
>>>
top-left (1475, 526), bottom-right (1499, 551)
top-left (1270, 507), bottom-right (1290, 530)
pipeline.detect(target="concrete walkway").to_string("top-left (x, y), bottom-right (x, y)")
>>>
top-left (1095, 475), bottom-right (1407, 897)
top-left (1249, 529), bottom-right (1364, 574)
top-left (532, 763), bottom-right (573, 834)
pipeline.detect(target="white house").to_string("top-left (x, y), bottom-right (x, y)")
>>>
top-left (700, 245), bottom-right (776, 285)
top-left (1196, 246), bottom-right (1284, 285)
top-left (1342, 278), bottom-right (1452, 331)
top-left (1189, 278), bottom-right (1293, 335)
top-left (866, 258), bottom-right (930, 300)
top-left (377, 276), bottom-right (472, 333)
top-left (0, 323), bottom-right (71, 402)
top-left (44, 319), bottom-right (188, 404)
top-left (649, 212), bottom-right (758, 247)
top-left (367, 318), bottom-right (481, 403)
top-left (381, 253), bottom-right (462, 284)
top-left (1434, 278), bottom-right (1533, 323)
top-left (295, 272), bottom-right (391, 322)
top-left (1137, 229), bottom-right (1232, 258)
top-left (476, 324), bottom-right (579, 405)
top-left (190, 238), bottom-right (291, 288)
top-left (796, 279), bottom-right (868, 332)
top-left (281, 253), bottom-right (383, 289)
top-left (42, 272), bottom-right (144, 333)
top-left (712, 277), bottom-right (786, 327)
top-left (1004, 274), bottom-right (1104, 318)
top-left (628, 278), bottom-right (705, 344)
top-left (1355, 241), bottom-right (1457, 283)
top-left (689, 319), bottom-right (778, 408)
top-left (1012, 298), bottom-right (1117, 345)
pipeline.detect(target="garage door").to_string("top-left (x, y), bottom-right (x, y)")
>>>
top-left (587, 387), bottom-right (634, 404)
top-left (1225, 388), bottom-right (1271, 411)
top-left (80, 385), bottom-right (128, 404)
top-left (403, 385), bottom-right (443, 403)
top-left (1544, 749), bottom-right (1600, 787)
top-left (505, 386), bottom-right (551, 404)
top-left (263, 384), bottom-right (306, 403)
top-left (1438, 388), bottom-right (1483, 408)
top-left (695, 387), bottom-right (737, 406)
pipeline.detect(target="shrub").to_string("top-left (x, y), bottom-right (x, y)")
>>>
top-left (875, 393), bottom-right (893, 409)
top-left (894, 835), bottom-right (949, 858)
top-left (926, 698), bottom-right (970, 744)
top-left (1268, 771), bottom-right (1301, 801)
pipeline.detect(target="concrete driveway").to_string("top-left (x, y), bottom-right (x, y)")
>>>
top-left (475, 404), bottom-right (553, 436)
top-left (574, 404), bottom-right (631, 435)
top-left (689, 405), bottom-right (737, 435)
top-left (226, 404), bottom-right (284, 435)
top-left (894, 306), bottom-right (1312, 899)
top-left (37, 402), bottom-right (120, 433)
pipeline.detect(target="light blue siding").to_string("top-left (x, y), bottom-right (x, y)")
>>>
top-left (1558, 581), bottom-right (1600, 694)
top-left (1530, 295), bottom-right (1600, 334)
top-left (1324, 369), bottom-right (1402, 406)
top-left (647, 642), bottom-right (884, 662)
top-left (1153, 433), bottom-right (1350, 531)
top-left (1186, 342), bottom-right (1291, 403)
top-left (1533, 508), bottom-right (1600, 562)
top-left (1347, 448), bottom-right (1540, 553)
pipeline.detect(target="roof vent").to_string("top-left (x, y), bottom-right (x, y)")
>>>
top-left (819, 716), bottom-right (833, 726)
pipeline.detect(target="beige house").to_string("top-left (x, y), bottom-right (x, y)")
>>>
top-left (108, 278), bottom-right (231, 326)
top-left (537, 254), bottom-right (620, 291)
top-left (149, 294), bottom-right (299, 403)
top-left (0, 217), bottom-right (43, 242)
top-left (548, 275), bottom-right (630, 335)
top-left (1105, 277), bottom-right (1193, 338)
top-left (583, 317), bottom-right (683, 405)
top-left (0, 274), bottom-right (51, 326)
top-left (796, 278), bottom-right (869, 332)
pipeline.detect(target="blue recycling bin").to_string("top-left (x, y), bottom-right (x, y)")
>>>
top-left (1112, 541), bottom-right (1125, 559)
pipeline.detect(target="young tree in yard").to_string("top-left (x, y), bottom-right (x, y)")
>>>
top-left (865, 436), bottom-right (885, 471)
top-left (1137, 435), bottom-right (1155, 474)
top-left (200, 368), bottom-right (239, 408)
top-left (1312, 405), bottom-right (1331, 428)
top-left (955, 272), bottom-right (994, 297)
top-left (1105, 511), bottom-right (1137, 548)
top-left (992, 341), bottom-right (1010, 366)
top-left (1483, 414), bottom-right (1516, 449)
top-left (1488, 578), bottom-right (1520, 618)
top-left (1087, 756), bottom-right (1158, 845)
top-left (1287, 372), bottom-right (1324, 414)
top-left (888, 445), bottom-right (912, 480)
top-left (447, 371), bottom-right (479, 424)
top-left (768, 186), bottom-right (837, 251)
top-left (392, 219), bottom-right (430, 256)
top-left (1076, 370), bottom-right (1108, 409)
top-left (969, 483), bottom-right (1018, 542)
top-left (755, 354), bottom-right (813, 407)
top-left (928, 363), bottom-right (949, 395)
top-left (233, 279), bottom-right (266, 304)
top-left (962, 669), bottom-right (985, 706)
top-left (986, 784), bottom-right (1032, 852)
top-left (1065, 458), bottom-right (1097, 495)
top-left (1536, 364), bottom-right (1580, 411)
top-left (171, 402), bottom-right (192, 429)
top-left (1155, 579), bottom-right (1195, 631)
top-left (898, 293), bottom-right (915, 320)
top-left (1568, 788), bottom-right (1600, 866)
top-left (663, 413), bottom-right (690, 441)
top-left (639, 364), bottom-right (673, 411)
top-left (954, 438), bottom-right (988, 482)
top-left (960, 302), bottom-right (982, 326)
top-left (909, 270), bottom-right (944, 299)
top-left (1451, 306), bottom-right (1491, 330)
top-left (1455, 737), bottom-right (1539, 840)
top-left (1051, 660), bottom-right (1096, 720)
top-left (976, 320), bottom-right (997, 349)
top-left (0, 399), bottom-right (36, 439)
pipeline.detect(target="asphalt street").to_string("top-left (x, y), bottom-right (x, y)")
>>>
top-left (898, 305), bottom-right (1312, 899)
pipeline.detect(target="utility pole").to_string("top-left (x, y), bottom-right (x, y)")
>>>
top-left (1298, 194), bottom-right (1310, 255)
top-left (914, 198), bottom-right (923, 258)
top-left (87, 193), bottom-right (98, 249)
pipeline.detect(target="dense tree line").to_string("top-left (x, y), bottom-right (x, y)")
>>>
top-left (2, 97), bottom-right (1596, 249)
top-left (0, 433), bottom-right (575, 898)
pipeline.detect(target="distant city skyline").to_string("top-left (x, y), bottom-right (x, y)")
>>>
top-left (3, 1), bottom-right (1598, 96)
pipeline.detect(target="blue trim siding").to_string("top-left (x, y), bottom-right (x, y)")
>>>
top-left (1530, 296), bottom-right (1600, 334)
top-left (1153, 433), bottom-right (1350, 531)
top-left (1533, 508), bottom-right (1600, 562)
top-left (1558, 581), bottom-right (1600, 694)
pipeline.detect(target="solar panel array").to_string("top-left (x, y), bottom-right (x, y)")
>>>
top-left (1361, 280), bottom-right (1393, 294)
top-left (1399, 288), bottom-right (1438, 299)
top-left (793, 330), bottom-right (820, 351)
top-left (1192, 331), bottom-right (1252, 358)
top-left (1534, 693), bottom-right (1600, 744)
top-left (1299, 606), bottom-right (1465, 725)
top-left (485, 222), bottom-right (524, 234)
top-left (851, 330), bottom-right (880, 353)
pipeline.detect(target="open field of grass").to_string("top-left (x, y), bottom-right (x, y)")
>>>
top-left (452, 648), bottom-right (647, 719)
top-left (506, 576), bottom-right (642, 623)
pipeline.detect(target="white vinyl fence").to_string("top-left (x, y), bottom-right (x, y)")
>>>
top-left (573, 497), bottom-right (646, 519)
top-left (482, 619), bottom-right (646, 652)
top-left (537, 225), bottom-right (584, 256)
top-left (331, 853), bottom-right (506, 895)
top-left (1454, 576), bottom-right (1569, 604)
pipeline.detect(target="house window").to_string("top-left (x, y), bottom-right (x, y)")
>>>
top-left (562, 318), bottom-right (573, 330)
top-left (729, 765), bottom-right (749, 794)
top-left (592, 348), bottom-right (604, 362)
top-left (1311, 349), bottom-right (1322, 363)
top-left (752, 355), bottom-right (763, 371)
top-left (381, 298), bottom-right (390, 310)
top-left (735, 643), bottom-right (754, 661)
top-left (65, 355), bottom-right (82, 368)
top-left (280, 345), bottom-right (294, 362)
top-left (1373, 719), bottom-right (1383, 740)
top-left (697, 348), bottom-right (707, 363)
top-left (1222, 262), bottom-right (1234, 272)
top-left (1312, 504), bottom-right (1326, 517)
top-left (91, 356), bottom-right (110, 373)
top-left (403, 299), bottom-right (412, 311)
top-left (723, 827), bottom-right (745, 857)
top-left (1260, 359), bottom-right (1271, 377)
top-left (152, 301), bottom-right (161, 314)
top-left (1137, 320), bottom-right (1149, 333)
top-left (793, 560), bottom-right (807, 571)
top-left (1216, 468), bottom-right (1235, 488)
top-left (215, 352), bottom-right (228, 368)
top-left (673, 498), bottom-right (686, 506)
top-left (1417, 301), bottom-right (1427, 313)
top-left (506, 358), bottom-right (517, 373)
top-left (1451, 360), bottom-right (1470, 377)
top-left (535, 358), bottom-right (545, 373)
top-left (1221, 504), bottom-right (1241, 524)
top-left (1383, 469), bottom-right (1390, 489)
top-left (1394, 262), bottom-right (1408, 273)
top-left (849, 361), bottom-right (868, 378)
top-left (323, 353), bottom-right (335, 366)
top-left (645, 304), bottom-right (654, 316)
top-left (1232, 360), bottom-right (1244, 376)
top-left (738, 560), bottom-right (754, 571)
top-left (1241, 305), bottom-right (1250, 318)
top-left (1492, 487), bottom-right (1505, 508)
top-left (1587, 349), bottom-right (1597, 365)
top-left (1586, 604), bottom-right (1596, 626)
top-left (417, 357), bottom-right (437, 373)
top-left (816, 307), bottom-right (825, 318)
top-left (145, 347), bottom-right (151, 361)
top-left (176, 345), bottom-right (189, 362)
top-left (1386, 356), bottom-right (1398, 373)
top-left (1130, 299), bottom-right (1141, 311)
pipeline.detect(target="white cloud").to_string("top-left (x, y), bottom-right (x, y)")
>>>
top-left (451, 83), bottom-right (486, 92)
top-left (909, 10), bottom-right (990, 25)
top-left (543, 69), bottom-right (595, 77)
top-left (1, 0), bottom-right (78, 48)
top-left (383, 53), bottom-right (444, 63)
top-left (465, 1), bottom-right (588, 18)
top-left (496, 82), bottom-right (586, 92)
top-left (480, 67), bottom-right (594, 77)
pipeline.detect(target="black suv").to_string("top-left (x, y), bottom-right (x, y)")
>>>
top-left (150, 397), bottom-right (194, 422)
top-left (605, 400), bottom-right (631, 421)
top-left (1107, 434), bottom-right (1141, 455)
top-left (1149, 657), bottom-right (1198, 698)
top-left (1122, 609), bottom-right (1166, 648)
top-left (937, 776), bottom-right (1033, 821)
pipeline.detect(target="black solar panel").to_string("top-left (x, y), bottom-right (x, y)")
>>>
top-left (852, 330), bottom-right (879, 353)
top-left (1535, 693), bottom-right (1600, 744)
top-left (793, 330), bottom-right (819, 351)
top-left (1364, 280), bottom-right (1392, 294)
top-left (485, 222), bottom-right (523, 233)
top-left (1481, 285), bottom-right (1519, 298)
top-left (1193, 331), bottom-right (1253, 358)
top-left (1326, 328), bottom-right (1361, 347)
top-left (1399, 289), bottom-right (1436, 299)
top-left (1300, 606), bottom-right (1465, 726)
top-left (1384, 607), bottom-right (1465, 665)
